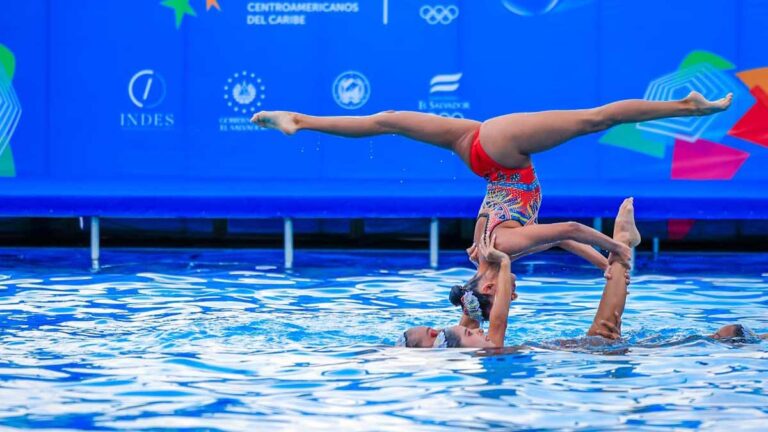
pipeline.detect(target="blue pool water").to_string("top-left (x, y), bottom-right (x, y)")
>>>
top-left (0, 248), bottom-right (766, 430)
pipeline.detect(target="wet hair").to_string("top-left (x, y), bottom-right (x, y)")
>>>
top-left (449, 273), bottom-right (492, 321)
top-left (719, 324), bottom-right (761, 343)
top-left (395, 331), bottom-right (410, 347)
top-left (732, 324), bottom-right (746, 340)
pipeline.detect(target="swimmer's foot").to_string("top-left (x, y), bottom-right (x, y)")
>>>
top-left (683, 91), bottom-right (733, 116)
top-left (250, 111), bottom-right (299, 135)
top-left (614, 197), bottom-right (641, 248)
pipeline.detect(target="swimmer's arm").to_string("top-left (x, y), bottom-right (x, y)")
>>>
top-left (459, 314), bottom-right (480, 329)
top-left (488, 260), bottom-right (512, 347)
top-left (761, 333), bottom-right (768, 340)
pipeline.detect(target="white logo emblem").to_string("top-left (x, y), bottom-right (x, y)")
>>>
top-left (128, 69), bottom-right (166, 109)
top-left (418, 72), bottom-right (470, 118)
top-left (332, 71), bottom-right (370, 110)
top-left (501, 0), bottom-right (559, 16)
top-left (420, 5), bottom-right (459, 24)
top-left (430, 73), bottom-right (462, 93)
top-left (224, 71), bottom-right (266, 115)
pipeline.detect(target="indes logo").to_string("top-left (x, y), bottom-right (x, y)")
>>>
top-left (600, 50), bottom-right (768, 181)
top-left (420, 5), bottom-right (459, 25)
top-left (419, 73), bottom-right (470, 118)
top-left (120, 69), bottom-right (175, 130)
top-left (128, 69), bottom-right (167, 109)
top-left (0, 43), bottom-right (21, 178)
top-left (332, 71), bottom-right (370, 110)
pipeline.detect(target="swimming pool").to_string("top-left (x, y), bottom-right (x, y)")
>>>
top-left (0, 248), bottom-right (766, 430)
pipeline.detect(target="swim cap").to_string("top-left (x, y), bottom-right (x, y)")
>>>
top-left (433, 329), bottom-right (447, 348)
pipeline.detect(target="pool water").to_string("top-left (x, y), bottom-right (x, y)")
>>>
top-left (0, 248), bottom-right (766, 430)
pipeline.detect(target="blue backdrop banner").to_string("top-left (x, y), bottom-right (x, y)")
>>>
top-left (1, 1), bottom-right (766, 218)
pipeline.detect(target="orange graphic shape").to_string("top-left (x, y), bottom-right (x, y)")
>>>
top-left (736, 67), bottom-right (768, 90)
top-left (206, 0), bottom-right (220, 11)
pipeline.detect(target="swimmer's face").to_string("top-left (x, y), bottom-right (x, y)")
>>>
top-left (712, 324), bottom-right (743, 340)
top-left (448, 325), bottom-right (494, 348)
top-left (404, 326), bottom-right (440, 348)
top-left (477, 271), bottom-right (517, 304)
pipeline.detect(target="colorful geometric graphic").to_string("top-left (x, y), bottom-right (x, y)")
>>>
top-left (0, 43), bottom-right (21, 178)
top-left (638, 64), bottom-right (734, 143)
top-left (729, 85), bottom-right (768, 148)
top-left (161, 0), bottom-right (221, 29)
top-left (671, 138), bottom-right (749, 180)
top-left (668, 219), bottom-right (695, 240)
top-left (601, 50), bottom-right (768, 181)
top-left (599, 122), bottom-right (666, 158)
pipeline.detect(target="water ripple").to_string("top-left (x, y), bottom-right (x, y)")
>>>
top-left (0, 248), bottom-right (766, 430)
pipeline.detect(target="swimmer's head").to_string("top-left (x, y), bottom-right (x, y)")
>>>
top-left (449, 271), bottom-right (517, 322)
top-left (712, 324), bottom-right (760, 343)
top-left (434, 326), bottom-right (494, 348)
top-left (449, 273), bottom-right (491, 322)
top-left (396, 326), bottom-right (440, 348)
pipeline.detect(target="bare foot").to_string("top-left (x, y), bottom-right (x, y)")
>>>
top-left (614, 197), bottom-right (641, 248)
top-left (683, 91), bottom-right (733, 116)
top-left (250, 111), bottom-right (299, 135)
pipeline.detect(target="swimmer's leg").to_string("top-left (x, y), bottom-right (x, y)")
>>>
top-left (499, 239), bottom-right (608, 272)
top-left (479, 91), bottom-right (734, 168)
top-left (586, 198), bottom-right (642, 339)
top-left (252, 110), bottom-right (480, 164)
top-left (494, 221), bottom-right (632, 268)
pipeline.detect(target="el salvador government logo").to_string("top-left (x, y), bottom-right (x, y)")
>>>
top-left (333, 71), bottom-right (370, 110)
top-left (420, 5), bottom-right (459, 25)
top-left (224, 71), bottom-right (266, 115)
top-left (128, 69), bottom-right (167, 109)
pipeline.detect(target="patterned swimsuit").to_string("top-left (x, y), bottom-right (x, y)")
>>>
top-left (469, 129), bottom-right (542, 235)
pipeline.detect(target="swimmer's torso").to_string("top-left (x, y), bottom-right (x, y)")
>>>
top-left (476, 165), bottom-right (542, 236)
top-left (468, 129), bottom-right (542, 242)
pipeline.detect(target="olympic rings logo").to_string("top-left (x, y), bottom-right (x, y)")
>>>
top-left (419, 5), bottom-right (460, 25)
top-left (435, 112), bottom-right (464, 119)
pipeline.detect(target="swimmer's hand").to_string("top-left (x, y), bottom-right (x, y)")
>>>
top-left (479, 234), bottom-right (509, 265)
top-left (604, 265), bottom-right (630, 286)
top-left (594, 312), bottom-right (622, 340)
top-left (466, 243), bottom-right (479, 268)
top-left (608, 246), bottom-right (632, 270)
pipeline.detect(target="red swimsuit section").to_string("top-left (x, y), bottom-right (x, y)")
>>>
top-left (469, 129), bottom-right (542, 235)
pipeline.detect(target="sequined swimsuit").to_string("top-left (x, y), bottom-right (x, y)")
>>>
top-left (469, 129), bottom-right (542, 235)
